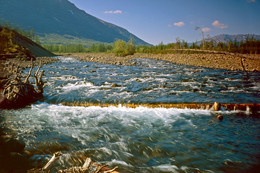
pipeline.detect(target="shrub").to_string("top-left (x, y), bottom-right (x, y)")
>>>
top-left (113, 39), bottom-right (136, 56)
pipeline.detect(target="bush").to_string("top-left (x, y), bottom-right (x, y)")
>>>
top-left (113, 39), bottom-right (136, 56)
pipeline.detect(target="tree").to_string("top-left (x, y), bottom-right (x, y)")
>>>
top-left (195, 26), bottom-right (205, 49)
top-left (113, 40), bottom-right (127, 56)
top-left (96, 43), bottom-right (106, 52)
top-left (126, 38), bottom-right (136, 55)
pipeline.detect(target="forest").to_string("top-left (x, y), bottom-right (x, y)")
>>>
top-left (1, 20), bottom-right (260, 56)
top-left (42, 36), bottom-right (260, 56)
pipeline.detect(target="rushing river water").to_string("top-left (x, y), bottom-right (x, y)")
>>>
top-left (1, 57), bottom-right (260, 172)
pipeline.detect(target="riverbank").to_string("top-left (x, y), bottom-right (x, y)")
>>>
top-left (60, 52), bottom-right (260, 72)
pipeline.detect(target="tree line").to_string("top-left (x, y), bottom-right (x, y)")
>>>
top-left (1, 19), bottom-right (259, 55)
top-left (136, 36), bottom-right (260, 54)
top-left (43, 36), bottom-right (259, 56)
top-left (42, 39), bottom-right (136, 56)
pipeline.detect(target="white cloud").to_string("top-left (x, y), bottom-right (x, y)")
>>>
top-left (247, 0), bottom-right (256, 2)
top-left (173, 22), bottom-right (185, 27)
top-left (212, 20), bottom-right (228, 29)
top-left (201, 27), bottom-right (211, 32)
top-left (104, 10), bottom-right (122, 14)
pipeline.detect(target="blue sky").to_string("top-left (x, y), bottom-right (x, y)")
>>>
top-left (68, 0), bottom-right (260, 45)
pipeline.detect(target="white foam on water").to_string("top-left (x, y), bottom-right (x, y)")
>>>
top-left (221, 86), bottom-right (249, 93)
top-left (2, 103), bottom-right (216, 144)
top-left (58, 56), bottom-right (80, 63)
top-left (250, 82), bottom-right (260, 91)
top-left (110, 159), bottom-right (133, 167)
top-left (152, 164), bottom-right (179, 172)
top-left (49, 75), bottom-right (79, 81)
top-left (57, 81), bottom-right (94, 92)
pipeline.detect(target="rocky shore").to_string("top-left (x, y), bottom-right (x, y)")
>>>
top-left (61, 52), bottom-right (260, 72)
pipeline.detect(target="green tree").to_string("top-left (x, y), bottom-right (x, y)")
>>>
top-left (126, 38), bottom-right (136, 55)
top-left (113, 40), bottom-right (127, 56)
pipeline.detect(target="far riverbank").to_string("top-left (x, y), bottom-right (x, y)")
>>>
top-left (60, 53), bottom-right (260, 72)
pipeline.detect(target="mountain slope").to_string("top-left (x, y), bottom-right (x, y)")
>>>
top-left (0, 26), bottom-right (54, 58)
top-left (0, 0), bottom-right (149, 45)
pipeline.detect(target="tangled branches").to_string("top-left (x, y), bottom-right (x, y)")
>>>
top-left (0, 59), bottom-right (45, 108)
top-left (27, 152), bottom-right (119, 173)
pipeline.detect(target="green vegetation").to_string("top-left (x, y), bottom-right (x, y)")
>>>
top-left (42, 43), bottom-right (113, 53)
top-left (42, 36), bottom-right (260, 55)
top-left (0, 27), bottom-right (33, 60)
top-left (113, 39), bottom-right (136, 56)
top-left (136, 36), bottom-right (260, 54)
top-left (2, 19), bottom-right (259, 55)
top-left (42, 39), bottom-right (136, 56)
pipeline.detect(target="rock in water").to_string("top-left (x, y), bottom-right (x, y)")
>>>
top-left (213, 102), bottom-right (221, 111)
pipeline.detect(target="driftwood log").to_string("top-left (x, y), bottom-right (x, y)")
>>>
top-left (27, 152), bottom-right (119, 173)
top-left (0, 59), bottom-right (45, 109)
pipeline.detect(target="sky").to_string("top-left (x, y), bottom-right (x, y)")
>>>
top-left (68, 0), bottom-right (260, 45)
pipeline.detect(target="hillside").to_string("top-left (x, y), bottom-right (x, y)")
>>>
top-left (0, 0), bottom-right (149, 45)
top-left (0, 26), bottom-right (54, 59)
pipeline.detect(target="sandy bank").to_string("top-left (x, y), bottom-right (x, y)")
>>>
top-left (61, 53), bottom-right (260, 72)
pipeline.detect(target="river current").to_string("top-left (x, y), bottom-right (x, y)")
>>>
top-left (1, 57), bottom-right (260, 172)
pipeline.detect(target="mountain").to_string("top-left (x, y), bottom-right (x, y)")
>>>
top-left (0, 0), bottom-right (149, 45)
top-left (204, 34), bottom-right (260, 43)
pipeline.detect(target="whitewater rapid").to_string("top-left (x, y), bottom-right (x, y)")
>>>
top-left (1, 57), bottom-right (259, 172)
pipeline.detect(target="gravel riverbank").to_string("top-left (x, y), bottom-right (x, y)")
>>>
top-left (61, 53), bottom-right (260, 72)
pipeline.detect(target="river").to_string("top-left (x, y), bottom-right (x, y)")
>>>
top-left (1, 57), bottom-right (260, 172)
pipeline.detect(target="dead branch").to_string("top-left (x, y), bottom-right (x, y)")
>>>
top-left (82, 158), bottom-right (92, 170)
top-left (34, 61), bottom-right (44, 94)
top-left (27, 152), bottom-right (119, 173)
top-left (43, 151), bottom-right (62, 171)
top-left (24, 59), bottom-right (34, 84)
top-left (104, 166), bottom-right (119, 173)
top-left (95, 165), bottom-right (107, 173)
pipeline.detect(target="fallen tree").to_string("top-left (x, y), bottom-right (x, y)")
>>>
top-left (0, 59), bottom-right (45, 109)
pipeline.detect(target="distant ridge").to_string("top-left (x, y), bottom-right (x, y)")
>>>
top-left (204, 34), bottom-right (260, 43)
top-left (0, 0), bottom-right (150, 45)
